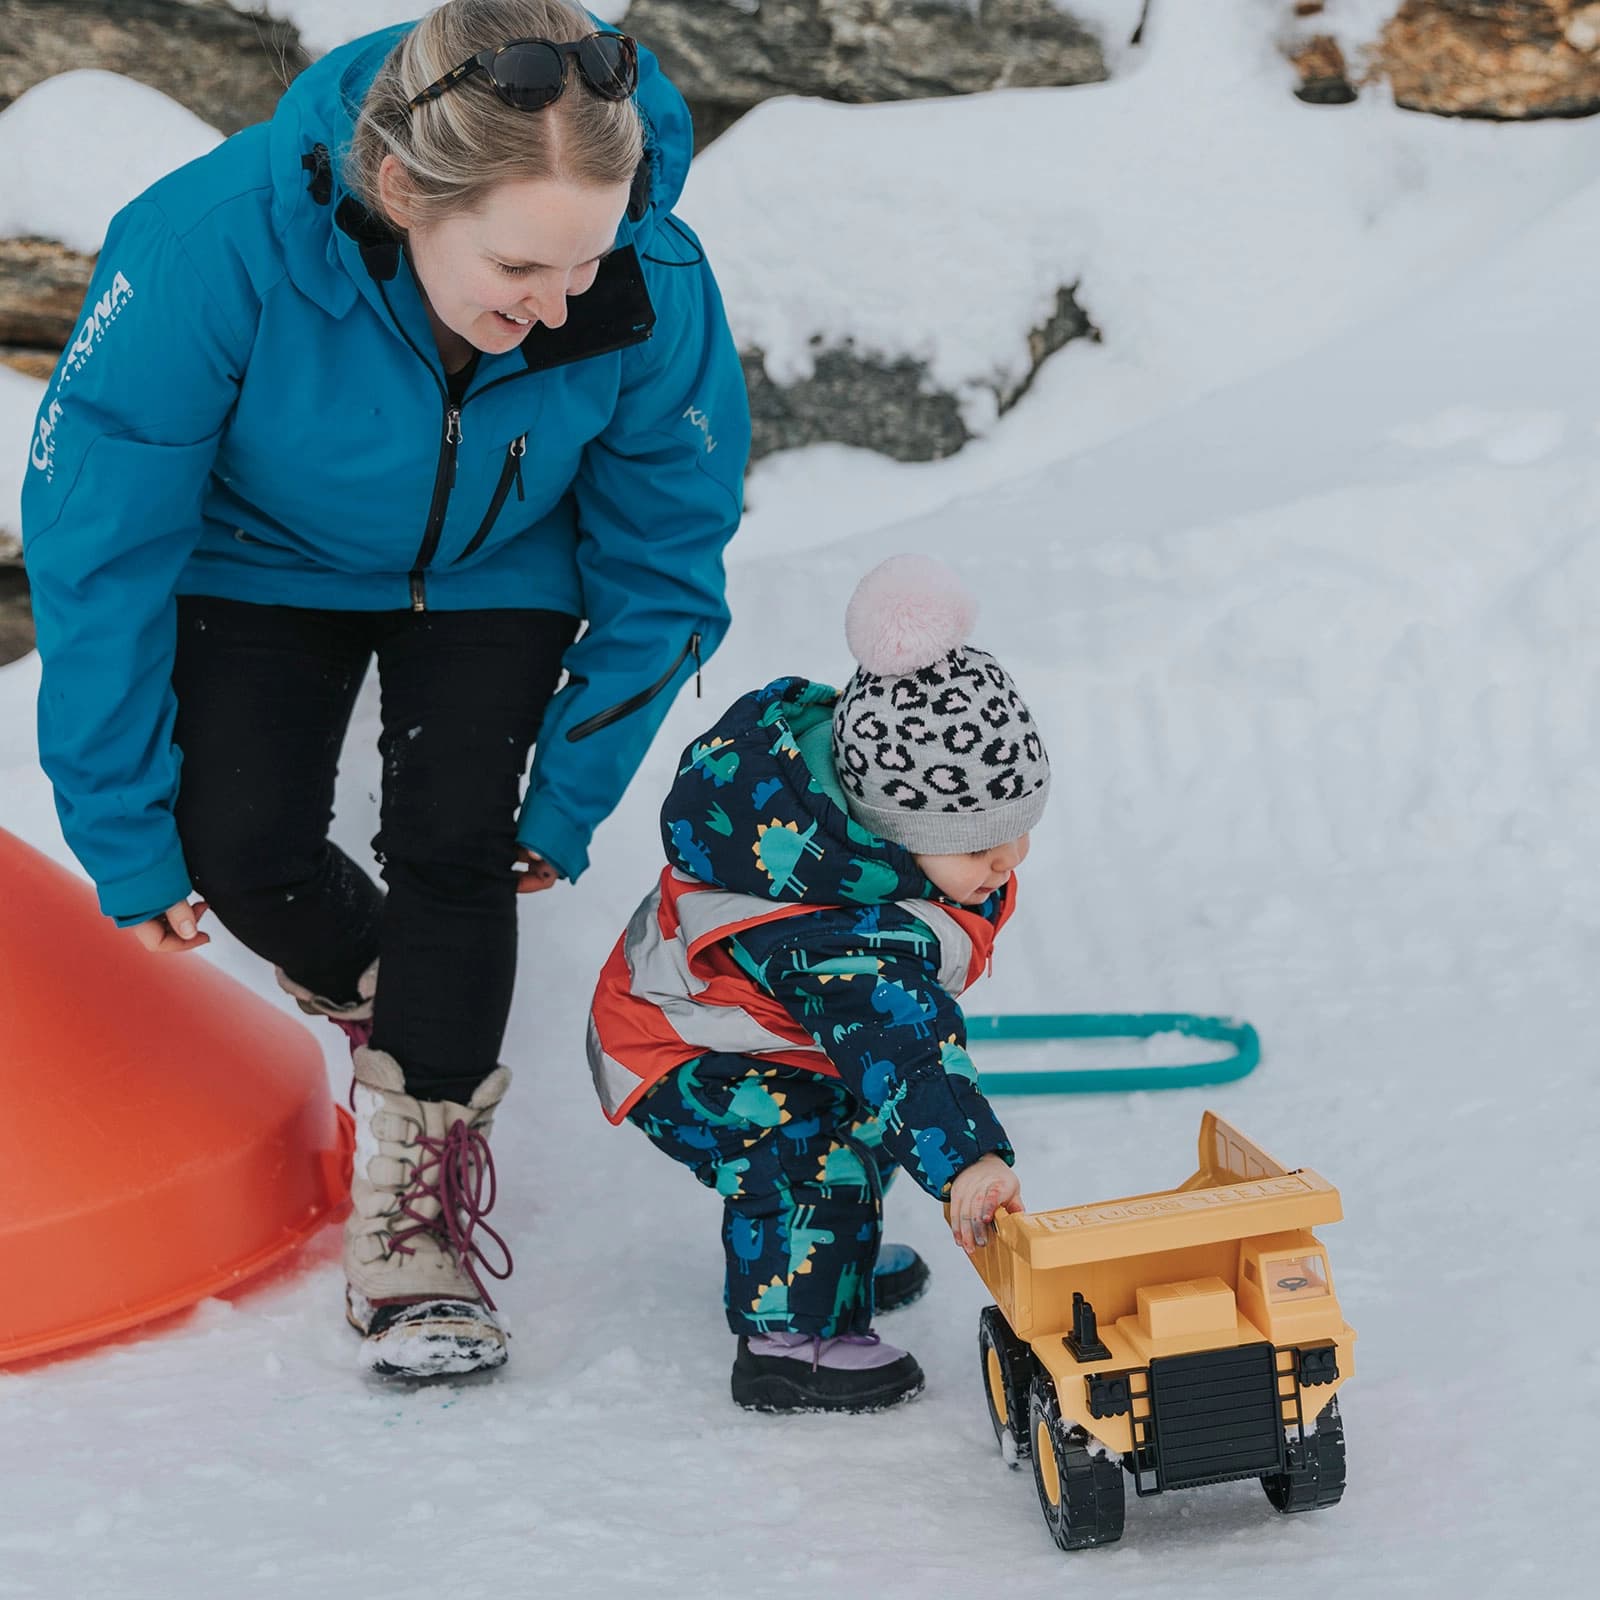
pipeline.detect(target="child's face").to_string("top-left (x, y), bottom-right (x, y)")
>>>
top-left (915, 834), bottom-right (1030, 905)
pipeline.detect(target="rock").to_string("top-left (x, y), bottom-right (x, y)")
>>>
top-left (1, 345), bottom-right (57, 379)
top-left (1290, 32), bottom-right (1360, 103)
top-left (0, 0), bottom-right (308, 135)
top-left (745, 282), bottom-right (1099, 463)
top-left (627, 0), bottom-right (1110, 144)
top-left (0, 238), bottom-right (94, 349)
top-left (0, 568), bottom-right (34, 665)
top-left (1372, 1), bottom-right (1600, 119)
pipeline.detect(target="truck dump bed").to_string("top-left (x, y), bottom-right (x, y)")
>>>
top-left (975, 1113), bottom-right (1342, 1338)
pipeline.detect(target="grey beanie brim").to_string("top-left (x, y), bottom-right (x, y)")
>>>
top-left (846, 778), bottom-right (1051, 856)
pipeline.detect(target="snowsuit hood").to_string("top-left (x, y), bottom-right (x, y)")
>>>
top-left (659, 678), bottom-right (944, 907)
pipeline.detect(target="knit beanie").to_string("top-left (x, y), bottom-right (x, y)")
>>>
top-left (831, 554), bottom-right (1051, 854)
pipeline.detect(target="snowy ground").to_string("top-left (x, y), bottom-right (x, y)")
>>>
top-left (4, 5), bottom-right (1600, 1597)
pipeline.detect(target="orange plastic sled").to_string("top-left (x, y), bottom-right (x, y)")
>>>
top-left (0, 829), bottom-right (353, 1365)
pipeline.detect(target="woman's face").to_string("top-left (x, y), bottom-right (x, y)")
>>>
top-left (381, 161), bottom-right (632, 355)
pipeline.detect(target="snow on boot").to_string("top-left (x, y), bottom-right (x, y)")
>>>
top-left (344, 1046), bottom-right (512, 1379)
top-left (275, 959), bottom-right (379, 1054)
top-left (872, 1243), bottom-right (930, 1312)
top-left (732, 1331), bottom-right (925, 1414)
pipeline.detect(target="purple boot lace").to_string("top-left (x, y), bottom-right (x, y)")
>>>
top-left (329, 1015), bottom-right (374, 1053)
top-left (389, 1118), bottom-right (514, 1309)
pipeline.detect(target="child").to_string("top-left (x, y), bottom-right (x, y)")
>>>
top-left (587, 554), bottom-right (1050, 1412)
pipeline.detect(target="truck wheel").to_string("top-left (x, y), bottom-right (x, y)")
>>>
top-left (1028, 1375), bottom-right (1126, 1550)
top-left (1261, 1397), bottom-right (1346, 1513)
top-left (979, 1305), bottom-right (1037, 1465)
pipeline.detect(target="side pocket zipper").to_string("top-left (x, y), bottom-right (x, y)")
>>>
top-left (564, 631), bottom-right (702, 743)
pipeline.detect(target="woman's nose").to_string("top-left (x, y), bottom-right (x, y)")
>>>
top-left (523, 284), bottom-right (569, 330)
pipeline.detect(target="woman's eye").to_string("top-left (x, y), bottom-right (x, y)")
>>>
top-left (494, 261), bottom-right (534, 277)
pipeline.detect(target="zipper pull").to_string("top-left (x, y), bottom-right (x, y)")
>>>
top-left (511, 434), bottom-right (526, 502)
top-left (691, 632), bottom-right (702, 698)
top-left (445, 407), bottom-right (462, 488)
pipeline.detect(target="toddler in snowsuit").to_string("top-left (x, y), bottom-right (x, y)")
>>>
top-left (587, 555), bottom-right (1050, 1411)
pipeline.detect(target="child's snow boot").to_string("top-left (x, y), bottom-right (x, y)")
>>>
top-left (343, 1045), bottom-right (513, 1379)
top-left (872, 1243), bottom-right (930, 1312)
top-left (275, 959), bottom-right (379, 1054)
top-left (732, 1331), bottom-right (925, 1414)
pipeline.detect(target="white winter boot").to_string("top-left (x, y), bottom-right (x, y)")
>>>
top-left (344, 1046), bottom-right (513, 1378)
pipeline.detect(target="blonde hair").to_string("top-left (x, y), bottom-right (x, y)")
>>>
top-left (346, 0), bottom-right (644, 229)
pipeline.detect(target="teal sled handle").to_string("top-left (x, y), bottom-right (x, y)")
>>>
top-left (964, 1012), bottom-right (1261, 1095)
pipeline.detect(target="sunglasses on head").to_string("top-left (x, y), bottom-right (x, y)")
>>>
top-left (408, 32), bottom-right (638, 112)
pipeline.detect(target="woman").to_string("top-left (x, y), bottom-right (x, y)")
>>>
top-left (21, 0), bottom-right (750, 1378)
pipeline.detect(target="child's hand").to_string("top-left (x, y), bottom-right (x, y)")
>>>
top-left (130, 898), bottom-right (210, 954)
top-left (948, 1153), bottom-right (1023, 1253)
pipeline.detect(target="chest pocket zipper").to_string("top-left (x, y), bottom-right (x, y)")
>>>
top-left (453, 434), bottom-right (527, 566)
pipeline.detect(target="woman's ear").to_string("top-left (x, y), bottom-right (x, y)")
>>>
top-left (376, 153), bottom-right (416, 231)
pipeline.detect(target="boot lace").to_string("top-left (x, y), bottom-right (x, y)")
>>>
top-left (810, 1332), bottom-right (880, 1371)
top-left (390, 1118), bottom-right (513, 1309)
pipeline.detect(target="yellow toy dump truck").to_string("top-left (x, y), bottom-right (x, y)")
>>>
top-left (971, 1113), bottom-right (1354, 1551)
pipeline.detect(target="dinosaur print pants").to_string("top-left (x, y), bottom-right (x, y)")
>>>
top-left (628, 1052), bottom-right (898, 1338)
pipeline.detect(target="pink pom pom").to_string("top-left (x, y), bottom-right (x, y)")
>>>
top-left (844, 554), bottom-right (978, 676)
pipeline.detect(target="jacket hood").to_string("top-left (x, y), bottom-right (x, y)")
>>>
top-left (265, 22), bottom-right (695, 320)
top-left (659, 678), bottom-right (941, 906)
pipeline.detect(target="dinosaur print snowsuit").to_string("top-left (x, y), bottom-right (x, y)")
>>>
top-left (588, 678), bottom-right (1016, 1337)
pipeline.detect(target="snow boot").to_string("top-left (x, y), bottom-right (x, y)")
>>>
top-left (344, 1046), bottom-right (513, 1379)
top-left (276, 958), bottom-right (379, 1054)
top-left (872, 1243), bottom-right (930, 1312)
top-left (731, 1331), bottom-right (925, 1414)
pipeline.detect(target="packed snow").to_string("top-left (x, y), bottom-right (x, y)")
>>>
top-left (2, 3), bottom-right (1597, 1596)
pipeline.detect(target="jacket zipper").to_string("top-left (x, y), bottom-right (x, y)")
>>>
top-left (452, 433), bottom-right (526, 567)
top-left (375, 252), bottom-right (652, 611)
top-left (565, 631), bottom-right (702, 743)
top-left (409, 404), bottom-right (461, 610)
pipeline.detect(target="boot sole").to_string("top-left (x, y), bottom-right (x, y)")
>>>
top-left (873, 1270), bottom-right (930, 1314)
top-left (732, 1369), bottom-right (926, 1415)
top-left (346, 1290), bottom-right (508, 1380)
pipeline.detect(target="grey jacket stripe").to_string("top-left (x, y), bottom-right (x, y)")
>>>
top-left (588, 878), bottom-right (835, 1116)
top-left (898, 899), bottom-right (974, 992)
top-left (587, 1012), bottom-right (642, 1119)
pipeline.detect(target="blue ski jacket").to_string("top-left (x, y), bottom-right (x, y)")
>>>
top-left (20, 21), bottom-right (750, 924)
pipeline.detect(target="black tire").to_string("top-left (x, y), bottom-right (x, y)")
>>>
top-left (1262, 1396), bottom-right (1346, 1513)
top-left (978, 1305), bottom-right (1038, 1465)
top-left (1028, 1375), bottom-right (1126, 1550)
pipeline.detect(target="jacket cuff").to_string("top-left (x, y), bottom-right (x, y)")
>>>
top-left (515, 794), bottom-right (590, 883)
top-left (99, 846), bottom-right (192, 926)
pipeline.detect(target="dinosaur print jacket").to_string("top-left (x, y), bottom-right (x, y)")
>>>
top-left (588, 677), bottom-right (1015, 1199)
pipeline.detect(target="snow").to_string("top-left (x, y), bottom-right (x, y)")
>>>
top-left (4, 3), bottom-right (1600, 1594)
top-left (688, 2), bottom-right (1594, 439)
top-left (0, 72), bottom-right (221, 256)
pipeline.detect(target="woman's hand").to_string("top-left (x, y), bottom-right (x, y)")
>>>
top-left (131, 898), bottom-right (211, 954)
top-left (513, 847), bottom-right (559, 894)
top-left (948, 1153), bottom-right (1024, 1253)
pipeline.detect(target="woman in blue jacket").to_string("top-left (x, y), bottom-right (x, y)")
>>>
top-left (21, 0), bottom-right (750, 1378)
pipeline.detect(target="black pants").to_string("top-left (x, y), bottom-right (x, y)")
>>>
top-left (172, 596), bottom-right (579, 1100)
